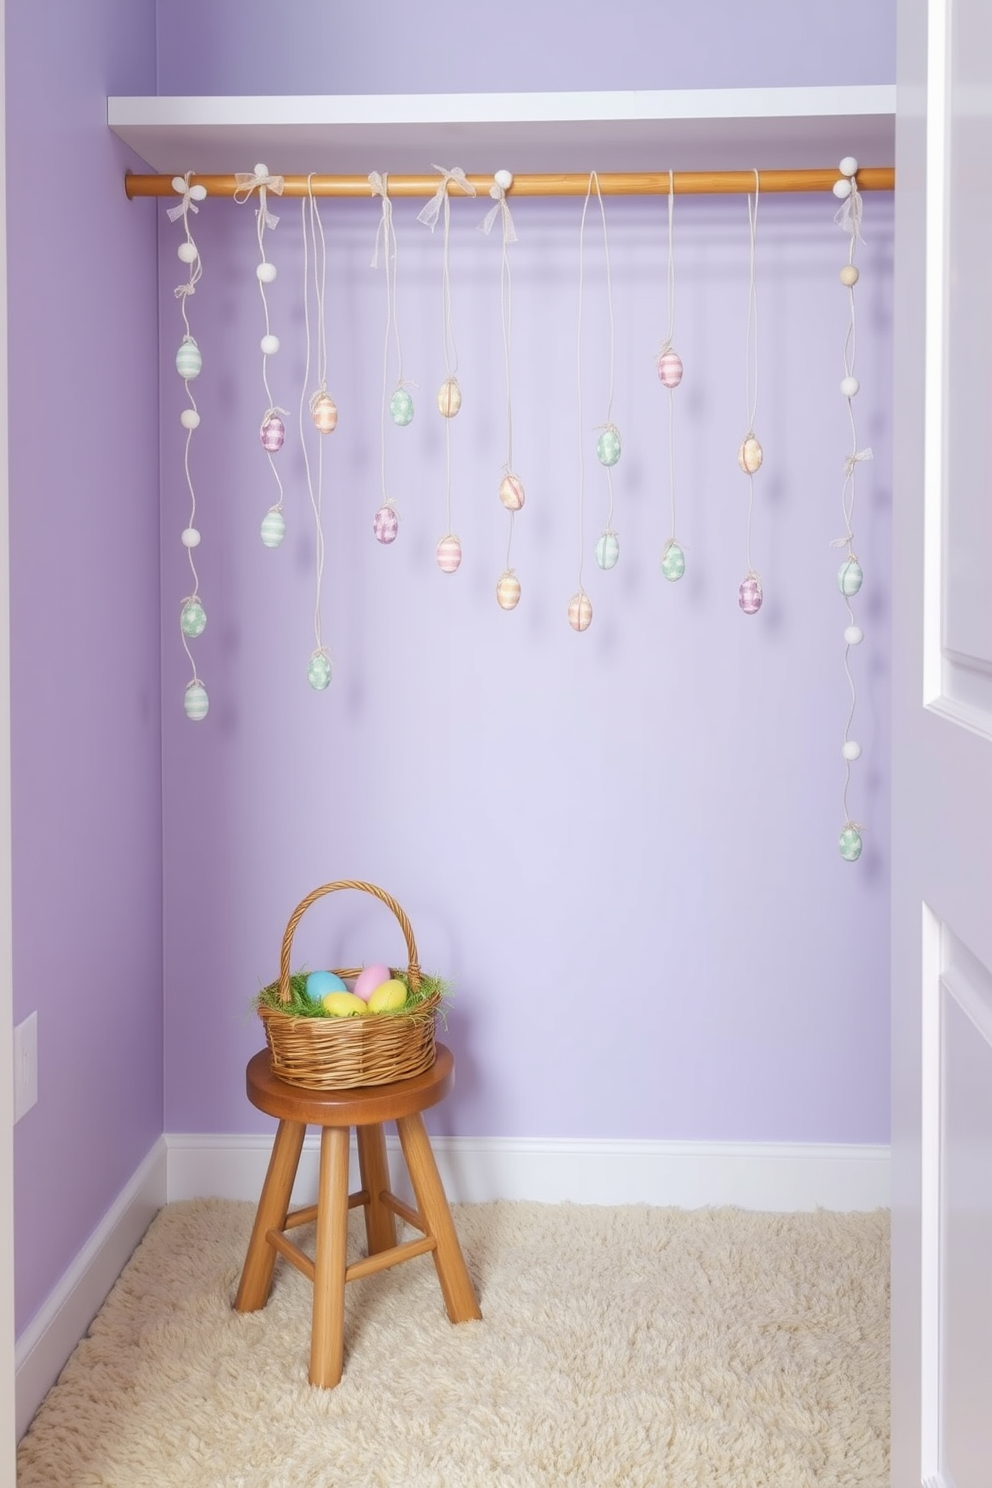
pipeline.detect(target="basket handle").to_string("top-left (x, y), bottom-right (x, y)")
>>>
top-left (277, 879), bottom-right (422, 1004)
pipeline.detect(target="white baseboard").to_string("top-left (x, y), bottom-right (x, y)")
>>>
top-left (15, 1136), bottom-right (167, 1440)
top-left (165, 1132), bottom-right (890, 1214)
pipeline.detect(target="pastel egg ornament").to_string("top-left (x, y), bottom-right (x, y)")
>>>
top-left (373, 503), bottom-right (399, 545)
top-left (353, 963), bottom-right (392, 1002)
top-left (310, 391), bottom-right (338, 433)
top-left (839, 824), bottom-right (863, 862)
top-left (183, 680), bottom-right (209, 721)
top-left (305, 970), bottom-right (347, 1003)
top-left (259, 412), bottom-right (285, 453)
top-left (656, 348), bottom-right (684, 389)
top-left (307, 652), bottom-right (332, 691)
top-left (175, 337), bottom-right (202, 380)
top-left (661, 539), bottom-right (686, 582)
top-left (595, 530), bottom-right (620, 570)
top-left (738, 573), bottom-right (763, 615)
top-left (180, 598), bottom-right (206, 638)
top-left (260, 507), bottom-right (286, 549)
top-left (567, 591), bottom-right (593, 632)
top-left (837, 556), bottom-right (864, 596)
top-left (496, 570), bottom-right (521, 610)
top-left (738, 434), bottom-right (763, 475)
top-left (389, 388), bottom-right (414, 426)
top-left (596, 426), bottom-right (622, 467)
top-left (436, 534), bottom-right (462, 573)
top-left (498, 473), bottom-right (525, 512)
top-left (437, 377), bottom-right (462, 418)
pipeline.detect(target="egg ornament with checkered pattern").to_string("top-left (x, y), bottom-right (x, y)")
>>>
top-left (373, 503), bottom-right (399, 544)
top-left (389, 388), bottom-right (414, 426)
top-left (839, 824), bottom-right (863, 862)
top-left (180, 599), bottom-right (206, 638)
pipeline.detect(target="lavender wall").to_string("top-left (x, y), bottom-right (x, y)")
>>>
top-left (7, 0), bottom-right (161, 1334)
top-left (155, 0), bottom-right (896, 95)
top-left (159, 186), bottom-right (892, 1144)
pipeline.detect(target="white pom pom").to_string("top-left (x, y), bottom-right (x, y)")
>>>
top-left (180, 408), bottom-right (201, 430)
top-left (260, 333), bottom-right (280, 356)
top-left (188, 183), bottom-right (207, 201)
top-left (181, 527), bottom-right (201, 548)
top-left (839, 156), bottom-right (859, 177)
top-left (256, 261), bottom-right (277, 284)
top-left (840, 376), bottom-right (860, 398)
top-left (844, 624), bottom-right (864, 646)
top-left (171, 176), bottom-right (188, 194)
top-left (494, 169), bottom-right (513, 190)
top-left (254, 162), bottom-right (269, 179)
top-left (833, 177), bottom-right (853, 200)
top-left (842, 740), bottom-right (862, 761)
top-left (177, 241), bottom-right (198, 264)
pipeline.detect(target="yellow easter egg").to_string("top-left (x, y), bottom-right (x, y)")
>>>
top-left (321, 991), bottom-right (368, 1018)
top-left (366, 979), bottom-right (408, 1013)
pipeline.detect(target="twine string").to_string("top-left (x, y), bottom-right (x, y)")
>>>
top-left (744, 170), bottom-right (760, 576)
top-left (301, 179), bottom-right (328, 652)
top-left (171, 171), bottom-right (204, 692)
top-left (665, 170), bottom-right (678, 541)
top-left (836, 175), bottom-right (866, 828)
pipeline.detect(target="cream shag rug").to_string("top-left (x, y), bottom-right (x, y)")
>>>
top-left (17, 1200), bottom-right (889, 1488)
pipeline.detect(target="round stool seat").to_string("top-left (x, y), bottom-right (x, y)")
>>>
top-left (245, 1043), bottom-right (455, 1127)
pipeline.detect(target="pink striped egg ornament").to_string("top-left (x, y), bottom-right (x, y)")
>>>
top-left (656, 349), bottom-right (684, 388)
top-left (260, 413), bottom-right (285, 452)
top-left (496, 571), bottom-right (521, 610)
top-left (310, 392), bottom-right (338, 433)
top-left (436, 534), bottom-right (462, 573)
top-left (568, 592), bottom-right (593, 632)
top-left (498, 474), bottom-right (525, 511)
top-left (738, 574), bottom-right (763, 614)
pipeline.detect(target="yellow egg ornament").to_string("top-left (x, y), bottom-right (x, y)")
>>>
top-left (321, 990), bottom-right (368, 1018)
top-left (366, 979), bottom-right (408, 1013)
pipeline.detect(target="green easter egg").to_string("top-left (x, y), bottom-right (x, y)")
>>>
top-left (837, 557), bottom-right (863, 596)
top-left (389, 389), bottom-right (414, 426)
top-left (595, 531), bottom-right (620, 570)
top-left (596, 428), bottom-right (622, 467)
top-left (307, 654), bottom-right (332, 691)
top-left (180, 600), bottom-right (206, 638)
top-left (839, 825), bottom-right (863, 862)
top-left (661, 542), bottom-right (686, 582)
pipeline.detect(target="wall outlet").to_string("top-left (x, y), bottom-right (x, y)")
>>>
top-left (13, 1011), bottom-right (38, 1123)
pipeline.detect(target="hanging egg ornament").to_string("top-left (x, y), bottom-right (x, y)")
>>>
top-left (436, 534), bottom-right (462, 573)
top-left (259, 508), bottom-right (286, 548)
top-left (389, 388), bottom-right (414, 426)
top-left (260, 413), bottom-right (285, 452)
top-left (499, 474), bottom-right (525, 511)
top-left (496, 570), bottom-right (521, 611)
top-left (661, 540), bottom-right (686, 582)
top-left (656, 349), bottom-right (684, 389)
top-left (568, 591), bottom-right (593, 632)
top-left (183, 681), bottom-right (209, 722)
top-left (738, 435), bottom-right (763, 475)
top-left (437, 377), bottom-right (462, 418)
top-left (738, 574), bottom-right (763, 614)
top-left (839, 824), bottom-right (863, 862)
top-left (307, 653), bottom-right (332, 691)
top-left (180, 599), bottom-right (206, 638)
top-left (595, 531), bottom-right (620, 570)
top-left (373, 504), bottom-right (399, 545)
top-left (837, 556), bottom-right (864, 596)
top-left (176, 339), bottom-right (202, 380)
top-left (310, 391), bottom-right (338, 433)
top-left (596, 426), bottom-right (622, 467)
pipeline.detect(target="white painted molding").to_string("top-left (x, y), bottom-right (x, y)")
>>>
top-left (166, 1133), bottom-right (890, 1214)
top-left (15, 1137), bottom-right (167, 1440)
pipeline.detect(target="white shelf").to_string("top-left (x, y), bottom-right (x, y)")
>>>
top-left (107, 86), bottom-right (896, 176)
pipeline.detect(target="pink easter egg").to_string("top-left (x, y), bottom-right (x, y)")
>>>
top-left (656, 349), bottom-right (683, 388)
top-left (352, 962), bottom-right (392, 1002)
top-left (260, 414), bottom-right (285, 453)
top-left (436, 534), bottom-right (462, 573)
top-left (568, 591), bottom-right (593, 632)
top-left (738, 575), bottom-right (763, 615)
top-left (499, 474), bottom-right (525, 511)
top-left (373, 505), bottom-right (399, 544)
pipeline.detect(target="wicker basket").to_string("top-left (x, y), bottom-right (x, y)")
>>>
top-left (258, 879), bottom-right (440, 1090)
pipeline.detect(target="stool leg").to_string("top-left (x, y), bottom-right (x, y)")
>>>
top-left (356, 1122), bottom-right (397, 1255)
top-left (234, 1118), bottom-right (306, 1313)
top-left (310, 1124), bottom-right (351, 1388)
top-left (396, 1112), bottom-right (481, 1324)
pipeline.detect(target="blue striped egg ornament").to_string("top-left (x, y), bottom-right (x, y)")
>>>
top-left (259, 508), bottom-right (286, 548)
top-left (839, 825), bottom-right (863, 862)
top-left (389, 388), bottom-right (414, 426)
top-left (596, 427), bottom-right (621, 467)
top-left (175, 339), bottom-right (202, 380)
top-left (307, 653), bottom-right (332, 691)
top-left (183, 681), bottom-right (209, 721)
top-left (180, 600), bottom-right (206, 638)
top-left (661, 541), bottom-right (685, 581)
top-left (837, 557), bottom-right (863, 596)
top-left (595, 531), bottom-right (620, 570)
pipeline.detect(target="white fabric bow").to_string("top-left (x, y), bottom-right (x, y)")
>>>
top-left (167, 176), bottom-right (207, 222)
top-left (843, 447), bottom-right (873, 478)
top-left (834, 184), bottom-right (864, 242)
top-left (416, 165), bottom-right (476, 231)
top-left (234, 167), bottom-right (285, 229)
top-left (479, 181), bottom-right (517, 244)
top-left (368, 172), bottom-right (394, 268)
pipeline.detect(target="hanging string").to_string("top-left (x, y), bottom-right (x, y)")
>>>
top-left (297, 178), bottom-right (333, 691)
top-left (568, 173), bottom-right (598, 632)
top-left (737, 170), bottom-right (764, 615)
top-left (235, 163), bottom-right (290, 548)
top-left (657, 169), bottom-right (686, 582)
top-left (368, 171), bottom-right (411, 546)
top-left (831, 157), bottom-right (871, 861)
top-left (480, 170), bottom-right (524, 611)
top-left (170, 172), bottom-right (210, 721)
top-left (418, 165), bottom-right (476, 573)
top-left (586, 172), bottom-right (623, 575)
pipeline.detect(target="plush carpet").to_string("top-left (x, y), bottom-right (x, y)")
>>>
top-left (17, 1200), bottom-right (889, 1487)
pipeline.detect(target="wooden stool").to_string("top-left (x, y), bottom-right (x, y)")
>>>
top-left (233, 1043), bottom-right (481, 1387)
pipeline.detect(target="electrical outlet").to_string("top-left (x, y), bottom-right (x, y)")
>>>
top-left (13, 1011), bottom-right (38, 1123)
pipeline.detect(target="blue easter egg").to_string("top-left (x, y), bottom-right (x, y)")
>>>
top-left (837, 557), bottom-right (863, 596)
top-left (305, 970), bottom-right (347, 1002)
top-left (176, 339), bottom-right (202, 380)
top-left (595, 531), bottom-right (620, 570)
top-left (260, 508), bottom-right (286, 548)
top-left (183, 681), bottom-right (208, 721)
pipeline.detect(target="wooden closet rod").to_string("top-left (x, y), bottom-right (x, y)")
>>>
top-left (124, 167), bottom-right (895, 201)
